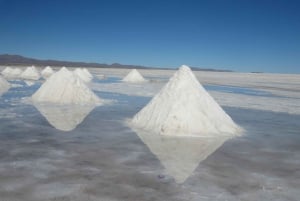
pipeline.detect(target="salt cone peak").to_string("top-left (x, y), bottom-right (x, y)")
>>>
top-left (32, 67), bottom-right (101, 105)
top-left (122, 69), bottom-right (147, 83)
top-left (131, 65), bottom-right (242, 137)
top-left (41, 66), bottom-right (54, 79)
top-left (20, 66), bottom-right (40, 80)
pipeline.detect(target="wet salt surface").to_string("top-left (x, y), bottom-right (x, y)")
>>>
top-left (0, 78), bottom-right (299, 201)
top-left (204, 85), bottom-right (276, 97)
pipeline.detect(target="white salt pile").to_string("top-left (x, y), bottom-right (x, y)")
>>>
top-left (122, 69), bottom-right (147, 83)
top-left (1, 67), bottom-right (13, 77)
top-left (0, 76), bottom-right (10, 96)
top-left (41, 66), bottom-right (54, 79)
top-left (20, 66), bottom-right (40, 80)
top-left (1, 67), bottom-right (23, 79)
top-left (73, 68), bottom-right (93, 82)
top-left (32, 67), bottom-right (100, 104)
top-left (131, 65), bottom-right (241, 137)
top-left (134, 129), bottom-right (228, 183)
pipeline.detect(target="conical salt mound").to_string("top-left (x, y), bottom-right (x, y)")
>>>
top-left (2, 67), bottom-right (23, 79)
top-left (41, 66), bottom-right (54, 79)
top-left (20, 66), bottom-right (40, 80)
top-left (122, 69), bottom-right (147, 83)
top-left (131, 65), bottom-right (242, 137)
top-left (1, 67), bottom-right (13, 76)
top-left (73, 68), bottom-right (93, 82)
top-left (0, 76), bottom-right (10, 96)
top-left (32, 67), bottom-right (101, 105)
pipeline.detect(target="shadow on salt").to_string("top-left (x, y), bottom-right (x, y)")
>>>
top-left (131, 127), bottom-right (230, 184)
top-left (33, 103), bottom-right (96, 131)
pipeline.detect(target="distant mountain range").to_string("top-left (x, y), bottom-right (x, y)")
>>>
top-left (0, 54), bottom-right (232, 72)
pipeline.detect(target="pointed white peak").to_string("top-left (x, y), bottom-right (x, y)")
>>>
top-left (135, 129), bottom-right (229, 183)
top-left (1, 67), bottom-right (23, 79)
top-left (0, 75), bottom-right (10, 96)
top-left (73, 68), bottom-right (93, 83)
top-left (20, 66), bottom-right (40, 80)
top-left (131, 65), bottom-right (242, 137)
top-left (1, 67), bottom-right (13, 76)
top-left (122, 69), bottom-right (147, 83)
top-left (41, 66), bottom-right (54, 79)
top-left (32, 67), bottom-right (101, 105)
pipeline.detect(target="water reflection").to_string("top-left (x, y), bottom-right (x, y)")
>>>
top-left (33, 103), bottom-right (95, 131)
top-left (133, 129), bottom-right (229, 183)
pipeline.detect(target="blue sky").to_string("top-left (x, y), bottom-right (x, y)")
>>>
top-left (0, 0), bottom-right (299, 73)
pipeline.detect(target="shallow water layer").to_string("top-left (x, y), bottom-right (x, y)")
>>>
top-left (0, 79), bottom-right (299, 201)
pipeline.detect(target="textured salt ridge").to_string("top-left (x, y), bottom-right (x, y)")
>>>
top-left (122, 69), bottom-right (147, 83)
top-left (20, 66), bottom-right (41, 80)
top-left (41, 66), bottom-right (54, 79)
top-left (32, 67), bottom-right (100, 105)
top-left (131, 65), bottom-right (242, 137)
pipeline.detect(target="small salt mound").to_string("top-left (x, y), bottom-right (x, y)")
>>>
top-left (73, 68), bottom-right (93, 82)
top-left (32, 67), bottom-right (100, 104)
top-left (122, 69), bottom-right (147, 83)
top-left (20, 66), bottom-right (40, 80)
top-left (131, 65), bottom-right (242, 137)
top-left (2, 67), bottom-right (23, 79)
top-left (41, 66), bottom-right (54, 79)
top-left (0, 76), bottom-right (10, 96)
top-left (1, 67), bottom-right (13, 76)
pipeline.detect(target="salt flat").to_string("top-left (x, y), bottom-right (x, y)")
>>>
top-left (0, 66), bottom-right (299, 201)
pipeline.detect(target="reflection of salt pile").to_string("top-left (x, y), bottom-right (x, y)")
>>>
top-left (32, 67), bottom-right (100, 104)
top-left (135, 129), bottom-right (228, 183)
top-left (41, 66), bottom-right (54, 79)
top-left (131, 65), bottom-right (241, 137)
top-left (0, 76), bottom-right (10, 96)
top-left (33, 103), bottom-right (95, 131)
top-left (24, 80), bottom-right (35, 86)
top-left (73, 68), bottom-right (93, 82)
top-left (2, 67), bottom-right (23, 79)
top-left (122, 69), bottom-right (147, 83)
top-left (20, 66), bottom-right (40, 80)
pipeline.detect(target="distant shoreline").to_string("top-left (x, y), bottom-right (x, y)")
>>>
top-left (0, 54), bottom-right (233, 72)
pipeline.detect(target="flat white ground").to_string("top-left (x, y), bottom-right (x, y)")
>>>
top-left (0, 66), bottom-right (299, 201)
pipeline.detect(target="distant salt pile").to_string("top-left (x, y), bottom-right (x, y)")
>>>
top-left (73, 68), bottom-right (93, 82)
top-left (1, 67), bottom-right (12, 77)
top-left (131, 65), bottom-right (241, 137)
top-left (41, 66), bottom-right (54, 79)
top-left (2, 67), bottom-right (23, 79)
top-left (32, 67), bottom-right (100, 104)
top-left (122, 69), bottom-right (147, 83)
top-left (20, 66), bottom-right (40, 80)
top-left (0, 76), bottom-right (10, 96)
